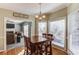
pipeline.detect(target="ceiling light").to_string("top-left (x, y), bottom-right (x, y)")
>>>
top-left (35, 15), bottom-right (39, 18)
top-left (35, 3), bottom-right (46, 20)
top-left (42, 15), bottom-right (46, 18)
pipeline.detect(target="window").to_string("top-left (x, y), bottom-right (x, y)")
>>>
top-left (68, 12), bottom-right (79, 54)
top-left (38, 21), bottom-right (47, 36)
top-left (49, 19), bottom-right (65, 47)
top-left (23, 25), bottom-right (29, 37)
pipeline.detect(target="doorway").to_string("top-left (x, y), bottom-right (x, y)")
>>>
top-left (4, 17), bottom-right (32, 50)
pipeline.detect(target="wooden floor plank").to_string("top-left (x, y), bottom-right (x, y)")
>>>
top-left (0, 47), bottom-right (67, 55)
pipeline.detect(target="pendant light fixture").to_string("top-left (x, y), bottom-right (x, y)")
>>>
top-left (35, 3), bottom-right (46, 20)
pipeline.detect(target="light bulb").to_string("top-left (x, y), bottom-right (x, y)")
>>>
top-left (42, 15), bottom-right (46, 18)
top-left (35, 15), bottom-right (39, 18)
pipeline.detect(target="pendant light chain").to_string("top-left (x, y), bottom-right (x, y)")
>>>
top-left (35, 3), bottom-right (46, 20)
top-left (40, 3), bottom-right (41, 16)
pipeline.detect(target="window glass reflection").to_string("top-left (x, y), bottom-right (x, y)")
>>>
top-left (49, 20), bottom-right (65, 47)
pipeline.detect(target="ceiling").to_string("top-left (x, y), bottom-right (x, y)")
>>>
top-left (0, 3), bottom-right (70, 15)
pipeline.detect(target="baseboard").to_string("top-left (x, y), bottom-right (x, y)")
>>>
top-left (52, 44), bottom-right (68, 54)
top-left (0, 50), bottom-right (5, 52)
top-left (67, 49), bottom-right (74, 55)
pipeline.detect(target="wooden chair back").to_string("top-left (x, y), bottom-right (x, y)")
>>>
top-left (24, 36), bottom-right (31, 54)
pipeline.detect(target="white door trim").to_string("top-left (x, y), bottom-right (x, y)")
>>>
top-left (3, 17), bottom-right (32, 50)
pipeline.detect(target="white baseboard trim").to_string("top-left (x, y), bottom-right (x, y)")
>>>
top-left (67, 49), bottom-right (74, 55)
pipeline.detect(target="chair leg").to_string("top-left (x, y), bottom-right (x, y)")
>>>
top-left (50, 41), bottom-right (52, 55)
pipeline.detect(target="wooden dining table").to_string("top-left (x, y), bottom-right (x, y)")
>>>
top-left (30, 36), bottom-right (53, 55)
top-left (31, 36), bottom-right (47, 43)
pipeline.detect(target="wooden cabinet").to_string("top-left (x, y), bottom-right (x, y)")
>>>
top-left (6, 31), bottom-right (15, 45)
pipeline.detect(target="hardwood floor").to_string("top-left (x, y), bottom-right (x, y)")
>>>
top-left (52, 48), bottom-right (67, 55)
top-left (0, 47), bottom-right (67, 55)
top-left (0, 47), bottom-right (24, 55)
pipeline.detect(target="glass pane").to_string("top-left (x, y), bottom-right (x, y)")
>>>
top-left (49, 20), bottom-right (65, 47)
top-left (38, 22), bottom-right (47, 36)
top-left (68, 12), bottom-right (79, 54)
top-left (23, 25), bottom-right (29, 37)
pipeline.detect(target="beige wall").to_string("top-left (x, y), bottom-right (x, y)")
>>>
top-left (68, 3), bottom-right (79, 14)
top-left (49, 8), bottom-right (67, 20)
top-left (0, 8), bottom-right (35, 50)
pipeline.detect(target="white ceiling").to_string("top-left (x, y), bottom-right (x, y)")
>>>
top-left (0, 3), bottom-right (70, 15)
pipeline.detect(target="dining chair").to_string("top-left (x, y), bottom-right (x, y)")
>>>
top-left (45, 40), bottom-right (52, 55)
top-left (42, 33), bottom-right (54, 55)
top-left (37, 40), bottom-right (53, 55)
top-left (24, 36), bottom-right (36, 55)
